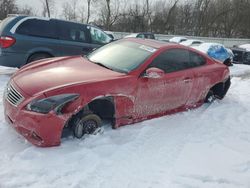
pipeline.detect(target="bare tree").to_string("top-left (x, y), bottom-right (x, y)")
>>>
top-left (78, 5), bottom-right (85, 23)
top-left (45, 0), bottom-right (50, 17)
top-left (84, 0), bottom-right (98, 24)
top-left (105, 0), bottom-right (111, 29)
top-left (98, 0), bottom-right (120, 30)
top-left (62, 0), bottom-right (78, 21)
top-left (86, 0), bottom-right (91, 23)
top-left (10, 0), bottom-right (250, 38)
top-left (0, 0), bottom-right (18, 19)
top-left (40, 0), bottom-right (54, 18)
top-left (18, 5), bottom-right (34, 16)
top-left (145, 0), bottom-right (152, 31)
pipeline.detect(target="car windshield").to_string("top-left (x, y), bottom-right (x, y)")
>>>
top-left (87, 41), bottom-right (156, 73)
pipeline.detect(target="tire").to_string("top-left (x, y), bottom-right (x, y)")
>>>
top-left (73, 113), bottom-right (102, 139)
top-left (27, 53), bottom-right (52, 64)
top-left (205, 90), bottom-right (215, 103)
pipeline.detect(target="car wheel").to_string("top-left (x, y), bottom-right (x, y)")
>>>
top-left (27, 53), bottom-right (52, 63)
top-left (73, 113), bottom-right (102, 139)
top-left (205, 90), bottom-right (215, 103)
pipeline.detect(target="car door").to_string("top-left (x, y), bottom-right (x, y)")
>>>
top-left (185, 51), bottom-right (210, 106)
top-left (57, 21), bottom-right (96, 55)
top-left (134, 48), bottom-right (195, 118)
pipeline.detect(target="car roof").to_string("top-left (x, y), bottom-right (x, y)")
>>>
top-left (9, 15), bottom-right (95, 27)
top-left (231, 47), bottom-right (250, 52)
top-left (124, 32), bottom-right (155, 38)
top-left (124, 33), bottom-right (139, 38)
top-left (181, 39), bottom-right (203, 43)
top-left (6, 15), bottom-right (106, 35)
top-left (122, 38), bottom-right (179, 49)
top-left (238, 44), bottom-right (250, 52)
top-left (169, 36), bottom-right (188, 42)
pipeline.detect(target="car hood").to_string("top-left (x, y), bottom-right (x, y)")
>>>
top-left (13, 56), bottom-right (126, 96)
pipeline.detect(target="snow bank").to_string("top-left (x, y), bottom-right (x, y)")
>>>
top-left (0, 66), bottom-right (18, 75)
top-left (230, 64), bottom-right (250, 77)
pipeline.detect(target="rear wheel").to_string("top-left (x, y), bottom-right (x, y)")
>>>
top-left (27, 53), bottom-right (52, 63)
top-left (205, 90), bottom-right (216, 103)
top-left (73, 113), bottom-right (102, 139)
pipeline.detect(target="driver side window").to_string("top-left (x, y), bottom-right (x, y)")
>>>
top-left (149, 49), bottom-right (190, 73)
top-left (149, 49), bottom-right (206, 73)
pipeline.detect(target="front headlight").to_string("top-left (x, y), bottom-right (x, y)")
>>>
top-left (26, 94), bottom-right (79, 114)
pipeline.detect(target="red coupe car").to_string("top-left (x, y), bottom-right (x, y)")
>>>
top-left (3, 38), bottom-right (231, 147)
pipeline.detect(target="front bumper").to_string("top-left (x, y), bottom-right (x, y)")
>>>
top-left (4, 93), bottom-right (67, 147)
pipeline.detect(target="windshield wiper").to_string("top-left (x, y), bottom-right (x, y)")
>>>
top-left (86, 58), bottom-right (127, 73)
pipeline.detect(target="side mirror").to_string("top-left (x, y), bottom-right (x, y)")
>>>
top-left (144, 67), bottom-right (165, 79)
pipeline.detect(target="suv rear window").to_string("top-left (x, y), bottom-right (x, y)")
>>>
top-left (16, 19), bottom-right (57, 39)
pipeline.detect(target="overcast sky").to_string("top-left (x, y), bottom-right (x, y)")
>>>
top-left (16, 0), bottom-right (73, 18)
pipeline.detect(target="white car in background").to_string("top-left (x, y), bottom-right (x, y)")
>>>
top-left (180, 39), bottom-right (204, 46)
top-left (238, 44), bottom-right (250, 51)
top-left (169, 36), bottom-right (187, 43)
top-left (124, 32), bottom-right (156, 39)
top-left (231, 44), bottom-right (250, 64)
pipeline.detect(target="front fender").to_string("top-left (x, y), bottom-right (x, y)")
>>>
top-left (113, 95), bottom-right (135, 128)
top-left (64, 94), bottom-right (136, 128)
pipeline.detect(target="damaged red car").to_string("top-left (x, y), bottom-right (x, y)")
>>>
top-left (3, 38), bottom-right (231, 147)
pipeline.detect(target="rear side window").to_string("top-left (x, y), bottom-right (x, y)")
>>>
top-left (16, 19), bottom-right (57, 39)
top-left (58, 21), bottom-right (88, 43)
top-left (189, 51), bottom-right (206, 67)
top-left (149, 49), bottom-right (206, 73)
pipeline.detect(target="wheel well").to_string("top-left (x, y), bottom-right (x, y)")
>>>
top-left (27, 52), bottom-right (53, 63)
top-left (64, 97), bottom-right (115, 134)
top-left (88, 97), bottom-right (115, 122)
top-left (210, 78), bottom-right (231, 99)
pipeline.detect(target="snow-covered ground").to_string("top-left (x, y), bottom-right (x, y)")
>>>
top-left (1, 65), bottom-right (250, 188)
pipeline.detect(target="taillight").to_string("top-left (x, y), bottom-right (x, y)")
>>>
top-left (0, 36), bottom-right (16, 48)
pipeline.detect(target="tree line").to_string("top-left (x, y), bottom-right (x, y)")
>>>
top-left (1, 0), bottom-right (250, 38)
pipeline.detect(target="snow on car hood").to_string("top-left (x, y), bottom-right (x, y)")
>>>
top-left (12, 56), bottom-right (126, 96)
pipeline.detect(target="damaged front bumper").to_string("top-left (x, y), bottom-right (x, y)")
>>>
top-left (3, 82), bottom-right (69, 147)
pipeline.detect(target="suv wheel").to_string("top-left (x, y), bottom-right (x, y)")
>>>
top-left (27, 53), bottom-right (52, 63)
